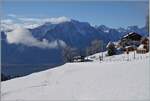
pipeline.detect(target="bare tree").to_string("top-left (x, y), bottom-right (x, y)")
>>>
top-left (62, 46), bottom-right (78, 62)
top-left (86, 39), bottom-right (102, 56)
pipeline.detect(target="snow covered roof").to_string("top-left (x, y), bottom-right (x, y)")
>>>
top-left (125, 46), bottom-right (133, 48)
top-left (123, 32), bottom-right (134, 38)
top-left (125, 45), bottom-right (137, 49)
top-left (123, 32), bottom-right (142, 38)
top-left (137, 44), bottom-right (145, 49)
top-left (121, 32), bottom-right (142, 41)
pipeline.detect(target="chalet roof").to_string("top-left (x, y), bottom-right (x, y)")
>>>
top-left (125, 45), bottom-right (137, 49)
top-left (125, 46), bottom-right (132, 48)
top-left (121, 32), bottom-right (142, 41)
top-left (123, 32), bottom-right (134, 38)
top-left (123, 32), bottom-right (141, 38)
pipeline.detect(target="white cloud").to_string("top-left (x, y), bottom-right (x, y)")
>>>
top-left (17, 18), bottom-right (44, 28)
top-left (2, 16), bottom-right (68, 49)
top-left (6, 27), bottom-right (66, 49)
top-left (18, 18), bottom-right (41, 22)
top-left (8, 14), bottom-right (17, 18)
top-left (43, 16), bottom-right (71, 24)
top-left (1, 19), bottom-right (14, 24)
top-left (2, 16), bottom-right (71, 30)
top-left (1, 19), bottom-right (21, 31)
top-left (18, 16), bottom-right (70, 24)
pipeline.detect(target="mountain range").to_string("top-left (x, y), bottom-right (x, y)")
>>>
top-left (1, 19), bottom-right (148, 77)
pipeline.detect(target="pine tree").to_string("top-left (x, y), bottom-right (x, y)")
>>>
top-left (107, 42), bottom-right (116, 56)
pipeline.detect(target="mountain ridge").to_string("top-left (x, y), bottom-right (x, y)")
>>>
top-left (1, 19), bottom-right (148, 77)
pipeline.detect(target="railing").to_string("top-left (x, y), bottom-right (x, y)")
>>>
top-left (103, 53), bottom-right (149, 62)
top-left (88, 52), bottom-right (149, 62)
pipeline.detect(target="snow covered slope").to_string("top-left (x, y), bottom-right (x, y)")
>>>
top-left (1, 53), bottom-right (150, 100)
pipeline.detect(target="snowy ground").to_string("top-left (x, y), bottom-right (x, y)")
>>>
top-left (1, 52), bottom-right (150, 101)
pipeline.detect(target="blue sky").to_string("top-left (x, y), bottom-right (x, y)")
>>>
top-left (2, 1), bottom-right (149, 28)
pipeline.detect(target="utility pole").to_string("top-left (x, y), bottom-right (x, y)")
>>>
top-left (101, 40), bottom-right (103, 61)
top-left (133, 49), bottom-right (136, 59)
top-left (127, 33), bottom-right (129, 61)
top-left (99, 40), bottom-right (104, 61)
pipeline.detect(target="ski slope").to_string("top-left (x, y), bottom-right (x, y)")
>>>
top-left (1, 52), bottom-right (150, 100)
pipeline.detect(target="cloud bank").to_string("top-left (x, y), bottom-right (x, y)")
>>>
top-left (6, 27), bottom-right (66, 49)
top-left (19, 16), bottom-right (70, 24)
top-left (1, 16), bottom-right (71, 30)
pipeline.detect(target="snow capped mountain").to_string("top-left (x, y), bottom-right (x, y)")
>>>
top-left (95, 25), bottom-right (148, 41)
top-left (31, 19), bottom-right (149, 50)
top-left (30, 19), bottom-right (105, 50)
top-left (117, 27), bottom-right (126, 33)
top-left (95, 25), bottom-right (110, 33)
top-left (126, 26), bottom-right (148, 36)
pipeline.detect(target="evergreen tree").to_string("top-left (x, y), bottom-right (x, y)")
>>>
top-left (106, 42), bottom-right (116, 56)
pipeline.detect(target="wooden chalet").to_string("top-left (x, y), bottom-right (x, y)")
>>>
top-left (119, 32), bottom-right (142, 47)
